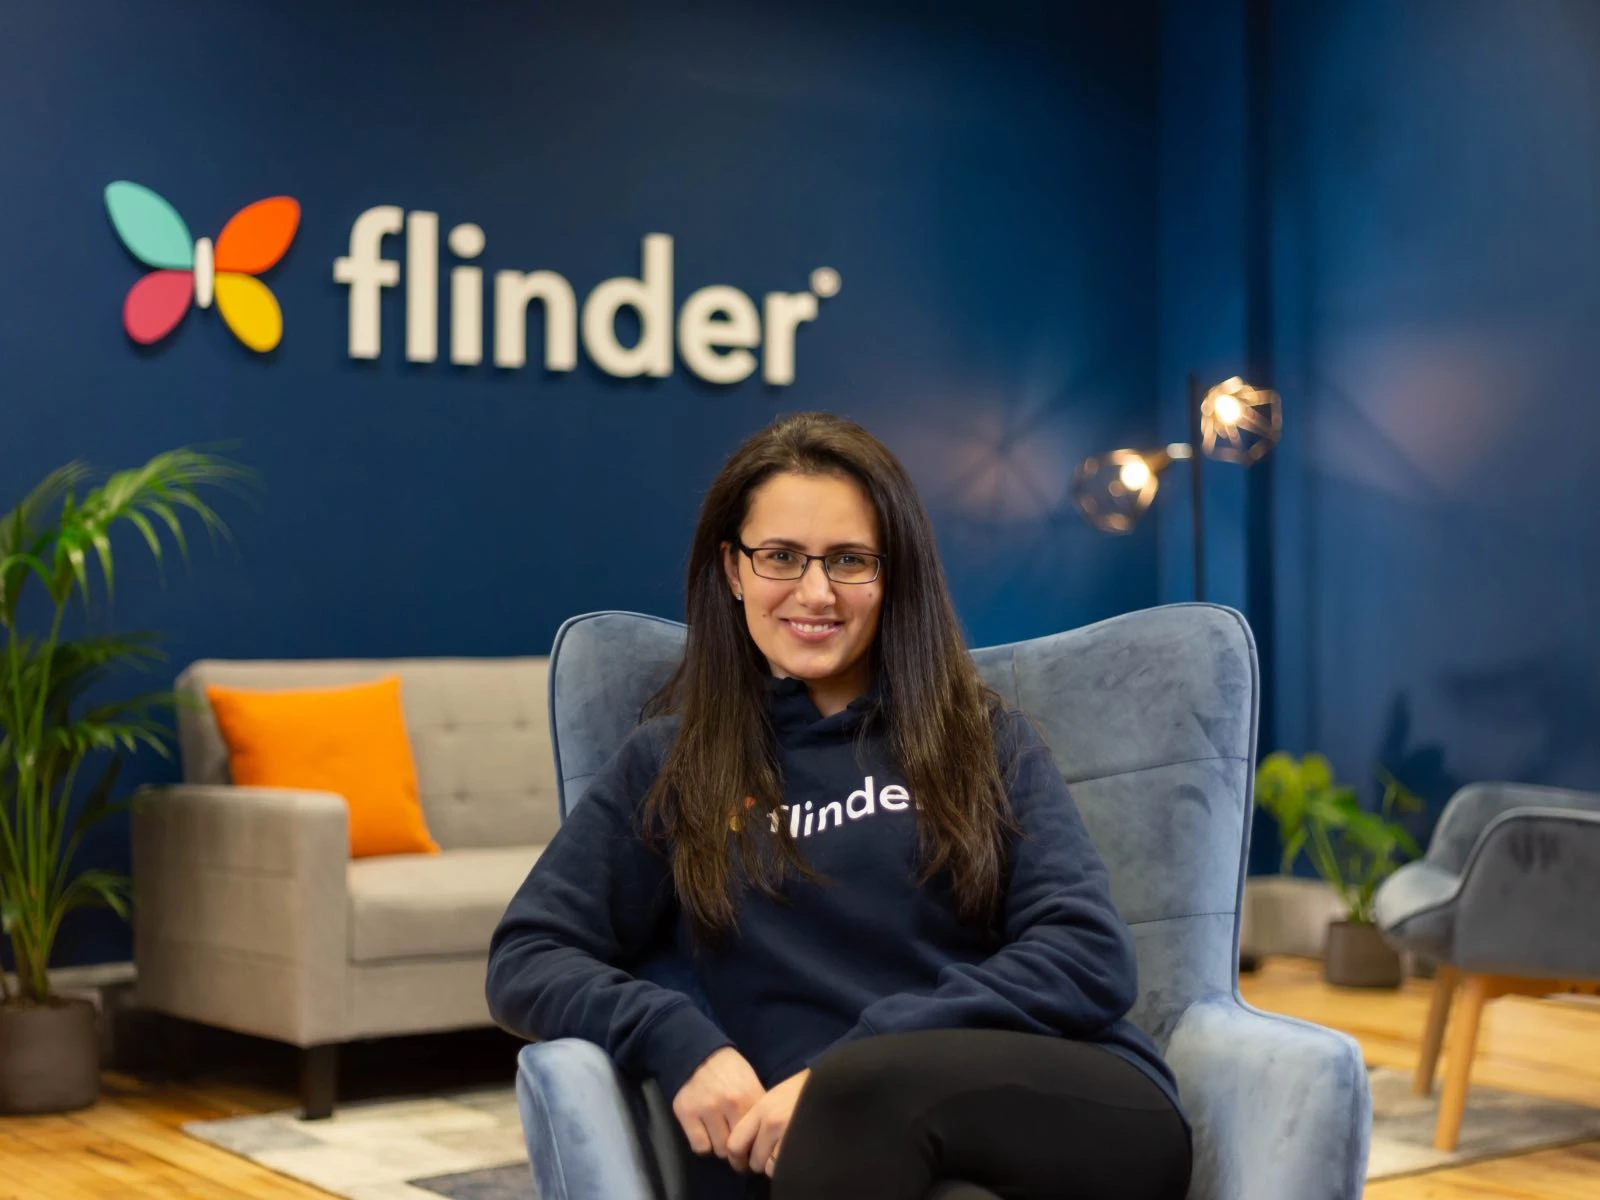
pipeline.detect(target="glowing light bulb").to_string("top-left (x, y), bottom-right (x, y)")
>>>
top-left (1118, 457), bottom-right (1151, 491)
top-left (1214, 393), bottom-right (1243, 428)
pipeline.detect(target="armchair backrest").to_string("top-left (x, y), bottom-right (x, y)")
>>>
top-left (548, 603), bottom-right (1258, 1045)
top-left (175, 657), bottom-right (559, 851)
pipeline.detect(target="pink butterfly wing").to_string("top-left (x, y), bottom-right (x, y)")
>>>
top-left (123, 270), bottom-right (194, 344)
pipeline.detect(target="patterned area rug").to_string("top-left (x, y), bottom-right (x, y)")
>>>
top-left (1365, 1066), bottom-right (1600, 1180)
top-left (183, 1067), bottom-right (1600, 1195)
top-left (184, 1087), bottom-right (530, 1200)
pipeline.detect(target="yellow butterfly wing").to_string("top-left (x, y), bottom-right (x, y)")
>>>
top-left (214, 272), bottom-right (283, 352)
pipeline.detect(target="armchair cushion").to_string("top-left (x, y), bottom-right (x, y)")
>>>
top-left (347, 845), bottom-right (544, 963)
top-left (207, 676), bottom-right (439, 858)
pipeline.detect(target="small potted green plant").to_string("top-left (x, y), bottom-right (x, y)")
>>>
top-left (0, 450), bottom-right (246, 1113)
top-left (1254, 752), bottom-right (1423, 988)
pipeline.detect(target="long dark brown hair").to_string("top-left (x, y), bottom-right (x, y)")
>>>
top-left (642, 412), bottom-right (1019, 949)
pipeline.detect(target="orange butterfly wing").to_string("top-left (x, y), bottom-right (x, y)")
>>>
top-left (214, 196), bottom-right (301, 275)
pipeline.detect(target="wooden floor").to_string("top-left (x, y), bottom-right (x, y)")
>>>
top-left (1, 958), bottom-right (1597, 1198)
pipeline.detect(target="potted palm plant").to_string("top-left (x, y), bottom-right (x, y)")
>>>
top-left (0, 450), bottom-right (246, 1113)
top-left (1254, 752), bottom-right (1423, 988)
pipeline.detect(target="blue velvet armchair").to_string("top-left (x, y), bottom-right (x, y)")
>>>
top-left (1374, 781), bottom-right (1600, 1151)
top-left (512, 604), bottom-right (1371, 1200)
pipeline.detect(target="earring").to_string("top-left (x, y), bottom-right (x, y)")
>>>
top-left (734, 590), bottom-right (744, 601)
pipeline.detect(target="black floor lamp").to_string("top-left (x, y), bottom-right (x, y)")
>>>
top-left (1070, 375), bottom-right (1283, 972)
top-left (1070, 374), bottom-right (1282, 601)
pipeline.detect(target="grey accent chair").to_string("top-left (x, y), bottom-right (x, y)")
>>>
top-left (512, 605), bottom-right (1372, 1200)
top-left (1374, 782), bottom-right (1600, 1151)
top-left (132, 657), bottom-right (559, 1117)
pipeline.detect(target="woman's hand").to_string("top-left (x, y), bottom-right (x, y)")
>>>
top-left (672, 1047), bottom-right (768, 1163)
top-left (727, 1068), bottom-right (810, 1177)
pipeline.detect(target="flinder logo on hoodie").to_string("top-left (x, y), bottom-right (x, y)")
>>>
top-left (728, 777), bottom-right (916, 836)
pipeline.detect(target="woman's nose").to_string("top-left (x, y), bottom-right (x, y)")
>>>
top-left (795, 558), bottom-right (836, 603)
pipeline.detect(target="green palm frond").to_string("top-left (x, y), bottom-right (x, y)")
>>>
top-left (0, 447), bottom-right (253, 1002)
top-left (39, 448), bottom-right (253, 608)
top-left (58, 868), bottom-right (131, 920)
top-left (0, 463), bottom-right (92, 626)
top-left (43, 716), bottom-right (171, 759)
top-left (32, 634), bottom-right (166, 716)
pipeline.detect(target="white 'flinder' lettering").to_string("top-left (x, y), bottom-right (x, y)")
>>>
top-left (333, 207), bottom-right (841, 385)
top-left (766, 776), bottom-right (918, 838)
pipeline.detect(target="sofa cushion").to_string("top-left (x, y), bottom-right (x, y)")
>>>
top-left (348, 845), bottom-right (544, 963)
top-left (205, 676), bottom-right (440, 859)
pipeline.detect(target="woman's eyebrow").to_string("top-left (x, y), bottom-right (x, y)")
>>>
top-left (752, 536), bottom-right (879, 553)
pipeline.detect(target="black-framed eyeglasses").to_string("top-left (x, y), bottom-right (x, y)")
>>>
top-left (737, 542), bottom-right (884, 585)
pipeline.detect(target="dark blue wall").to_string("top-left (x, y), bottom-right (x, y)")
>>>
top-left (1267, 0), bottom-right (1600, 832)
top-left (1, 1), bottom-right (1163, 966)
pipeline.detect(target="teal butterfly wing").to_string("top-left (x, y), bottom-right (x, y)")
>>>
top-left (104, 181), bottom-right (194, 270)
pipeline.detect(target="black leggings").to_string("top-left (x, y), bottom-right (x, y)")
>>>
top-left (689, 1030), bottom-right (1191, 1200)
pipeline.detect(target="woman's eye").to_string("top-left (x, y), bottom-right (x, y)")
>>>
top-left (832, 554), bottom-right (864, 567)
top-left (763, 550), bottom-right (797, 564)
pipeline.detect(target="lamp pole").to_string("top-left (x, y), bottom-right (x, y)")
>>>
top-left (1188, 372), bottom-right (1206, 602)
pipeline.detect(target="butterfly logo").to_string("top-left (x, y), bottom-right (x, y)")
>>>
top-left (104, 181), bottom-right (301, 352)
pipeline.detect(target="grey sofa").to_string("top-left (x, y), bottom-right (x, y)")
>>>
top-left (510, 605), bottom-right (1372, 1200)
top-left (131, 657), bottom-right (558, 1117)
top-left (1374, 782), bottom-right (1600, 1151)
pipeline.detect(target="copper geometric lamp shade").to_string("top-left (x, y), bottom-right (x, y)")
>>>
top-left (1069, 444), bottom-right (1191, 534)
top-left (1200, 375), bottom-right (1282, 464)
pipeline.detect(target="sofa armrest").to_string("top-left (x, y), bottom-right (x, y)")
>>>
top-left (1165, 996), bottom-right (1369, 1200)
top-left (1455, 807), bottom-right (1600, 978)
top-left (131, 784), bottom-right (350, 1045)
top-left (516, 1039), bottom-right (674, 1200)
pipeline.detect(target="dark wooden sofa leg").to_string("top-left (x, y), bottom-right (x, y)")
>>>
top-left (301, 1044), bottom-right (338, 1120)
top-left (159, 1014), bottom-right (199, 1082)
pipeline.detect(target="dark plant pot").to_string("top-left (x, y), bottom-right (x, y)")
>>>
top-left (1323, 920), bottom-right (1403, 989)
top-left (0, 996), bottom-right (100, 1114)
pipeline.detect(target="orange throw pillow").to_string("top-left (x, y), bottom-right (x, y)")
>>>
top-left (205, 676), bottom-right (440, 859)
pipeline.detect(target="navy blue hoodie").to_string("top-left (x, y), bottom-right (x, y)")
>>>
top-left (487, 677), bottom-right (1181, 1118)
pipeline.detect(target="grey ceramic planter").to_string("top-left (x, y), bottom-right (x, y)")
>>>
top-left (0, 996), bottom-right (100, 1114)
top-left (1323, 920), bottom-right (1403, 989)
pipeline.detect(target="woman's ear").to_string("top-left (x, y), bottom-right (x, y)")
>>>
top-left (720, 541), bottom-right (744, 600)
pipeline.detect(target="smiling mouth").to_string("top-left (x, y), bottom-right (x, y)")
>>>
top-left (782, 619), bottom-right (842, 636)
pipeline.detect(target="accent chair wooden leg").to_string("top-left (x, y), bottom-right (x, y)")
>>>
top-left (301, 1043), bottom-right (339, 1121)
top-left (1435, 973), bottom-right (1489, 1151)
top-left (1414, 965), bottom-right (1458, 1096)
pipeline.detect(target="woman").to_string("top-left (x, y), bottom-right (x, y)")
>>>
top-left (487, 413), bottom-right (1191, 1200)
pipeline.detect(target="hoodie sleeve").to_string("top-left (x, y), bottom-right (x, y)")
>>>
top-left (486, 723), bottom-right (733, 1101)
top-left (808, 710), bottom-right (1138, 1063)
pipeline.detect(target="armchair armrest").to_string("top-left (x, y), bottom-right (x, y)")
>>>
top-left (1165, 996), bottom-right (1369, 1200)
top-left (131, 784), bottom-right (350, 1045)
top-left (516, 1039), bottom-right (678, 1200)
top-left (1455, 807), bottom-right (1600, 978)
